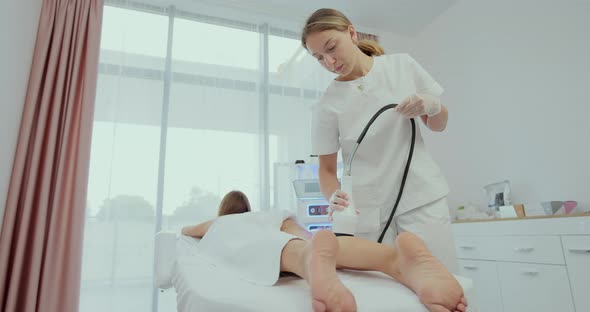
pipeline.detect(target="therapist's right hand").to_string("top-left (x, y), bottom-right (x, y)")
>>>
top-left (328, 190), bottom-right (350, 221)
top-left (328, 190), bottom-right (360, 221)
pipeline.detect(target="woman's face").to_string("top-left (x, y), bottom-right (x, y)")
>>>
top-left (305, 27), bottom-right (358, 77)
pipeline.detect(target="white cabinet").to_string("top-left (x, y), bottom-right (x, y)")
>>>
top-left (497, 262), bottom-right (574, 312)
top-left (455, 235), bottom-right (565, 264)
top-left (458, 260), bottom-right (502, 312)
top-left (452, 215), bottom-right (590, 312)
top-left (562, 235), bottom-right (590, 312)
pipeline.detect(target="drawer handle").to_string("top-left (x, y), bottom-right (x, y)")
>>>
top-left (568, 248), bottom-right (590, 253)
top-left (459, 246), bottom-right (476, 250)
top-left (514, 247), bottom-right (535, 252)
top-left (462, 265), bottom-right (478, 270)
top-left (522, 270), bottom-right (539, 276)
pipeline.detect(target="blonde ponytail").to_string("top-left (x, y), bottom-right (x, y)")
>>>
top-left (356, 39), bottom-right (384, 56)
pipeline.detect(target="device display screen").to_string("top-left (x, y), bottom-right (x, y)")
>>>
top-left (304, 182), bottom-right (320, 193)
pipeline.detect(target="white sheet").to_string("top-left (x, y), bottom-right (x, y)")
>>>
top-left (195, 210), bottom-right (298, 286)
top-left (172, 235), bottom-right (478, 312)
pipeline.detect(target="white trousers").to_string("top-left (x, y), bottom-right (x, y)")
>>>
top-left (355, 197), bottom-right (460, 274)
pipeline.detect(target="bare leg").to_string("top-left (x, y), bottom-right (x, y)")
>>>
top-left (280, 230), bottom-right (357, 312)
top-left (335, 234), bottom-right (466, 312)
top-left (281, 222), bottom-right (466, 312)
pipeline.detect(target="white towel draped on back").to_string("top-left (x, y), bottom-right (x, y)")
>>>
top-left (195, 210), bottom-right (299, 286)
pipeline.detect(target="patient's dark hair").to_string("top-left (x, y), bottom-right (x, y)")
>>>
top-left (217, 190), bottom-right (251, 216)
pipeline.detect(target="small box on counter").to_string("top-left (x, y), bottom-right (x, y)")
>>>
top-left (499, 204), bottom-right (525, 218)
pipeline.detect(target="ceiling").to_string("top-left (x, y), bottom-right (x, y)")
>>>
top-left (139, 0), bottom-right (459, 36)
top-left (202, 0), bottom-right (458, 36)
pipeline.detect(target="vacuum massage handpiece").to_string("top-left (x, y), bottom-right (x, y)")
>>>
top-left (331, 138), bottom-right (362, 236)
top-left (331, 175), bottom-right (357, 235)
top-left (331, 104), bottom-right (416, 243)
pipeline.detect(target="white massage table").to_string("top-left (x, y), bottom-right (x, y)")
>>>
top-left (155, 232), bottom-right (478, 312)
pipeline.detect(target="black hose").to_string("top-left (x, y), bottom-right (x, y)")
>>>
top-left (350, 104), bottom-right (416, 243)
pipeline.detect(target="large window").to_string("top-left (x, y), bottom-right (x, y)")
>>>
top-left (164, 16), bottom-right (262, 229)
top-left (81, 6), bottom-right (168, 312)
top-left (80, 3), bottom-right (328, 312)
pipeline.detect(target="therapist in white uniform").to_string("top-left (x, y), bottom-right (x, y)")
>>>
top-left (302, 8), bottom-right (459, 272)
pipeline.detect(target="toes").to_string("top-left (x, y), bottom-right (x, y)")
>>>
top-left (455, 303), bottom-right (466, 312)
top-left (312, 299), bottom-right (327, 312)
top-left (453, 295), bottom-right (468, 312)
top-left (311, 293), bottom-right (357, 312)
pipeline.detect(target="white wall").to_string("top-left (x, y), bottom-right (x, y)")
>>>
top-left (0, 1), bottom-right (43, 228)
top-left (408, 0), bottom-right (590, 210)
top-left (379, 32), bottom-right (414, 54)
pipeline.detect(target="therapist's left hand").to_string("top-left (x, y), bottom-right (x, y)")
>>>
top-left (396, 93), bottom-right (442, 118)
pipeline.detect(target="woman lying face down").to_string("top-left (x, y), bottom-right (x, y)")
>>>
top-left (181, 191), bottom-right (468, 312)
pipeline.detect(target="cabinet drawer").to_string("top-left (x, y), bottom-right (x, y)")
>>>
top-left (455, 236), bottom-right (496, 260)
top-left (455, 235), bottom-right (565, 264)
top-left (458, 260), bottom-right (502, 312)
top-left (561, 235), bottom-right (590, 312)
top-left (498, 262), bottom-right (574, 312)
top-left (492, 236), bottom-right (564, 264)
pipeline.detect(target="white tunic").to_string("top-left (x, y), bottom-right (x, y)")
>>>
top-left (311, 53), bottom-right (449, 233)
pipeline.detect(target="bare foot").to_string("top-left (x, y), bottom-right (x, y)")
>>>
top-left (394, 232), bottom-right (467, 312)
top-left (307, 230), bottom-right (357, 312)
